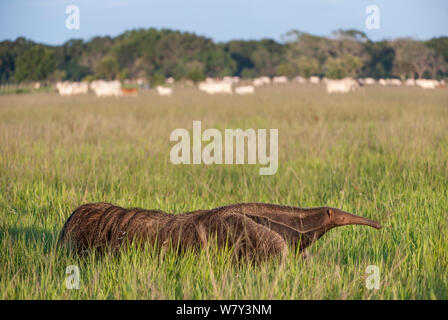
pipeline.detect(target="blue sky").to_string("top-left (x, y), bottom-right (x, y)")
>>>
top-left (0, 0), bottom-right (447, 45)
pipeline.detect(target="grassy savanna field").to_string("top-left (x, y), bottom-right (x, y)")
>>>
top-left (0, 84), bottom-right (447, 299)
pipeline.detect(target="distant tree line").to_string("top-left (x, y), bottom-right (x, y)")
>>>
top-left (0, 28), bottom-right (447, 85)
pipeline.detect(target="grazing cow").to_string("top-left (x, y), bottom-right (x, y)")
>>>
top-left (56, 81), bottom-right (89, 96)
top-left (358, 78), bottom-right (373, 85)
top-left (222, 76), bottom-right (241, 84)
top-left (363, 78), bottom-right (376, 85)
top-left (223, 76), bottom-right (233, 84)
top-left (253, 78), bottom-right (264, 87)
top-left (294, 76), bottom-right (306, 84)
top-left (198, 81), bottom-right (232, 95)
top-left (56, 81), bottom-right (72, 96)
top-left (253, 76), bottom-right (271, 87)
top-left (235, 85), bottom-right (255, 95)
top-left (90, 80), bottom-right (122, 97)
top-left (121, 88), bottom-right (139, 96)
top-left (416, 79), bottom-right (439, 89)
top-left (273, 76), bottom-right (288, 84)
top-left (136, 78), bottom-right (146, 86)
top-left (326, 78), bottom-right (360, 94)
top-left (379, 78), bottom-right (401, 86)
top-left (232, 76), bottom-right (241, 84)
top-left (156, 86), bottom-right (173, 96)
top-left (387, 79), bottom-right (402, 86)
top-left (309, 76), bottom-right (320, 84)
top-left (406, 79), bottom-right (416, 86)
top-left (260, 76), bottom-right (271, 85)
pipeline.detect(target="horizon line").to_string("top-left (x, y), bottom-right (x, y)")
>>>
top-left (1, 26), bottom-right (446, 47)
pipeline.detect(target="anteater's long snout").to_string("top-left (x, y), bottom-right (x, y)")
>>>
top-left (335, 211), bottom-right (382, 229)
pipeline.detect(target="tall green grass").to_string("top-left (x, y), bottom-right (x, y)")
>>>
top-left (0, 85), bottom-right (447, 299)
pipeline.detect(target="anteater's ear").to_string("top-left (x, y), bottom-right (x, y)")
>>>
top-left (327, 209), bottom-right (334, 218)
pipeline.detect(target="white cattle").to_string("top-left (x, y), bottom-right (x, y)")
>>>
top-left (273, 76), bottom-right (288, 84)
top-left (198, 81), bottom-right (232, 95)
top-left (136, 78), bottom-right (147, 86)
top-left (75, 82), bottom-right (89, 94)
top-left (223, 76), bottom-right (232, 83)
top-left (253, 78), bottom-right (264, 87)
top-left (387, 79), bottom-right (402, 86)
top-left (293, 76), bottom-right (306, 84)
top-left (166, 77), bottom-right (175, 84)
top-left (56, 81), bottom-right (89, 96)
top-left (326, 78), bottom-right (360, 94)
top-left (89, 80), bottom-right (102, 91)
top-left (379, 79), bottom-right (387, 86)
top-left (90, 80), bottom-right (122, 97)
top-left (253, 76), bottom-right (271, 86)
top-left (232, 76), bottom-right (240, 83)
top-left (309, 76), bottom-right (320, 84)
top-left (358, 78), bottom-right (375, 85)
top-left (260, 76), bottom-right (271, 85)
top-left (56, 81), bottom-right (71, 96)
top-left (416, 79), bottom-right (439, 89)
top-left (156, 86), bottom-right (173, 96)
top-left (223, 76), bottom-right (241, 84)
top-left (235, 85), bottom-right (255, 95)
top-left (406, 78), bottom-right (416, 86)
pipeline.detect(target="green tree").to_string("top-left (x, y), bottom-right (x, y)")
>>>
top-left (295, 56), bottom-right (320, 77)
top-left (362, 41), bottom-right (395, 78)
top-left (0, 46), bottom-right (14, 83)
top-left (150, 71), bottom-right (165, 86)
top-left (15, 46), bottom-right (55, 82)
top-left (3, 28), bottom-right (448, 84)
top-left (276, 63), bottom-right (296, 77)
top-left (392, 39), bottom-right (447, 79)
top-left (283, 30), bottom-right (330, 75)
top-left (325, 58), bottom-right (345, 79)
top-left (240, 68), bottom-right (257, 78)
top-left (94, 56), bottom-right (119, 80)
top-left (185, 61), bottom-right (205, 82)
top-left (226, 40), bottom-right (256, 76)
top-left (48, 69), bottom-right (66, 82)
top-left (325, 55), bottom-right (363, 79)
top-left (426, 37), bottom-right (448, 64)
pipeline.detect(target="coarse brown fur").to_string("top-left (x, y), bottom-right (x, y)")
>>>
top-left (59, 202), bottom-right (381, 262)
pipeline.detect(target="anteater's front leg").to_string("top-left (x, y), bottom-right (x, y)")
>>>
top-left (213, 213), bottom-right (289, 262)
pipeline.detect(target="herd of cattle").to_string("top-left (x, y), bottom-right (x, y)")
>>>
top-left (54, 76), bottom-right (446, 97)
